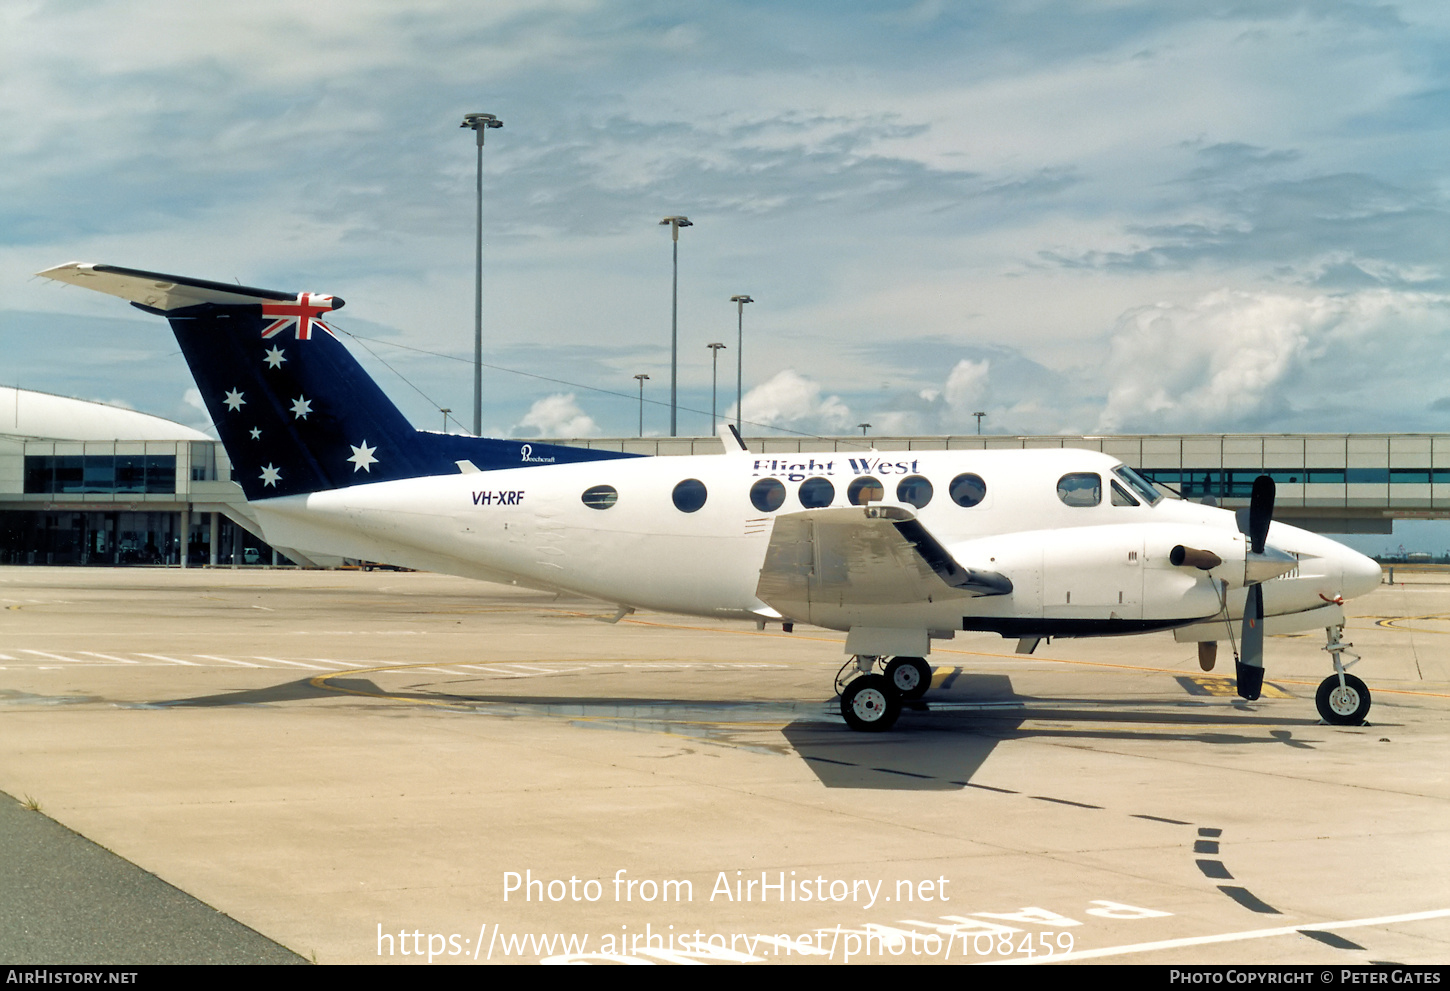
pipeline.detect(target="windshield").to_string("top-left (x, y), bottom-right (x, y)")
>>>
top-left (1112, 464), bottom-right (1165, 505)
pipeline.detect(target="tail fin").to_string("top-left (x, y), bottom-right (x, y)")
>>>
top-left (38, 263), bottom-right (634, 500)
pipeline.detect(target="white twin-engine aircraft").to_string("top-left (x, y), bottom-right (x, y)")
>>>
top-left (39, 262), bottom-right (1384, 731)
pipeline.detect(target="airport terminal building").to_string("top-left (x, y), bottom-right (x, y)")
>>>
top-left (0, 386), bottom-right (272, 566)
top-left (4, 382), bottom-right (1450, 566)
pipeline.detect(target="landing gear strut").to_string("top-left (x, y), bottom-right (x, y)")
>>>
top-left (837, 654), bottom-right (933, 731)
top-left (1316, 624), bottom-right (1371, 726)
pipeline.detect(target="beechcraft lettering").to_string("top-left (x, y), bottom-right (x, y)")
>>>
top-left (473, 490), bottom-right (525, 506)
top-left (38, 261), bottom-right (1385, 733)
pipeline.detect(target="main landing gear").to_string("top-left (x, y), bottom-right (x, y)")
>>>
top-left (1316, 624), bottom-right (1371, 726)
top-left (837, 655), bottom-right (932, 732)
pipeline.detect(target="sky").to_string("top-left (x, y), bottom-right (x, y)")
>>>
top-left (4, 1), bottom-right (1450, 537)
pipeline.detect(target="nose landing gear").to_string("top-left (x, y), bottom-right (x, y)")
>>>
top-left (1317, 624), bottom-right (1371, 726)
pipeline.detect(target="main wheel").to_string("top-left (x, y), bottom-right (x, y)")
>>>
top-left (1316, 673), bottom-right (1371, 726)
top-left (884, 656), bottom-right (932, 700)
top-left (840, 674), bottom-right (901, 732)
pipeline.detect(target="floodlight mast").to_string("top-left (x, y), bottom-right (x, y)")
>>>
top-left (730, 295), bottom-right (753, 434)
top-left (659, 216), bottom-right (692, 436)
top-left (461, 112), bottom-right (503, 436)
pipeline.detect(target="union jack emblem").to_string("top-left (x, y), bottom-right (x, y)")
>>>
top-left (260, 293), bottom-right (340, 341)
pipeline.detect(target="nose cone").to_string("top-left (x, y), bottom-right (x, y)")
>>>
top-left (1339, 545), bottom-right (1384, 601)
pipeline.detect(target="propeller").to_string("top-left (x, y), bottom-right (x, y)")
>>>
top-left (1234, 475), bottom-right (1275, 700)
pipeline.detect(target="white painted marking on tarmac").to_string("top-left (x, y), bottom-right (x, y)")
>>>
top-left (251, 656), bottom-right (332, 671)
top-left (194, 654), bottom-right (264, 668)
top-left (0, 654), bottom-right (13, 661)
top-left (21, 650), bottom-right (83, 663)
top-left (136, 653), bottom-right (201, 666)
top-left (997, 907), bottom-right (1450, 964)
top-left (77, 651), bottom-right (140, 664)
top-left (299, 659), bottom-right (365, 669)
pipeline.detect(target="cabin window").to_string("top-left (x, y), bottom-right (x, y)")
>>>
top-left (948, 473), bottom-right (987, 508)
top-left (798, 477), bottom-right (834, 508)
top-left (1110, 480), bottom-right (1139, 507)
top-left (672, 478), bottom-right (708, 513)
top-left (750, 478), bottom-right (786, 512)
top-left (847, 476), bottom-right (884, 505)
top-left (1057, 472), bottom-right (1101, 507)
top-left (896, 475), bottom-right (933, 509)
top-left (581, 484), bottom-right (618, 510)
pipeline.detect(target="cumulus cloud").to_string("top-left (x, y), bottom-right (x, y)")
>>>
top-left (514, 393), bottom-right (598, 437)
top-left (735, 370), bottom-right (853, 435)
top-left (1095, 288), bottom-right (1450, 433)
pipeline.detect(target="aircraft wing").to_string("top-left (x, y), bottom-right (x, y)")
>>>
top-left (756, 506), bottom-right (1011, 614)
top-left (37, 262), bottom-right (299, 310)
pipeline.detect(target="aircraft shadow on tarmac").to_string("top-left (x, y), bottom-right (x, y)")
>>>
top-left (153, 673), bottom-right (1333, 791)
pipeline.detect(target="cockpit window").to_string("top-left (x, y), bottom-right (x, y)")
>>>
top-left (1110, 480), bottom-right (1139, 507)
top-left (1112, 465), bottom-right (1163, 506)
top-left (1057, 472), bottom-right (1101, 507)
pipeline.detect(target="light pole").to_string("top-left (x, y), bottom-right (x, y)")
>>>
top-left (730, 295), bottom-right (752, 433)
top-left (659, 216), bottom-right (692, 436)
top-left (461, 111), bottom-right (503, 436)
top-left (634, 374), bottom-right (650, 437)
top-left (858, 423), bottom-right (871, 436)
top-left (706, 343), bottom-right (726, 432)
top-left (440, 407), bottom-right (452, 433)
top-left (973, 411), bottom-right (985, 435)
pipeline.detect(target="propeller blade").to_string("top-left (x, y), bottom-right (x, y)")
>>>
top-left (1248, 474), bottom-right (1274, 555)
top-left (1236, 583), bottom-right (1265, 700)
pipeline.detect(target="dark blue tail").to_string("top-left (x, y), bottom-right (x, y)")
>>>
top-left (120, 274), bottom-right (634, 501)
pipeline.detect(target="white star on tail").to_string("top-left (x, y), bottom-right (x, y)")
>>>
top-left (263, 347), bottom-right (286, 369)
top-left (290, 395), bottom-right (312, 419)
top-left (347, 441), bottom-right (378, 473)
top-left (224, 389), bottom-right (245, 412)
top-left (259, 464), bottom-right (282, 487)
top-left (249, 427), bottom-right (261, 440)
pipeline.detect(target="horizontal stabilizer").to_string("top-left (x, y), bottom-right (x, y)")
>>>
top-left (38, 262), bottom-right (309, 311)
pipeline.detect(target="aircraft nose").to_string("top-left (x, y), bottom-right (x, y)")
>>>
top-left (1339, 546), bottom-right (1384, 601)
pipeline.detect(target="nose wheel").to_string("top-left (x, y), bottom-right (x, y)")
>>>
top-left (1317, 624), bottom-right (1371, 726)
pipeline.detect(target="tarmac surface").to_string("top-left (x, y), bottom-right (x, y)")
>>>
top-left (0, 564), bottom-right (1447, 966)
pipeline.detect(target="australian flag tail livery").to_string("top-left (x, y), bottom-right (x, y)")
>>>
top-left (37, 263), bottom-right (633, 501)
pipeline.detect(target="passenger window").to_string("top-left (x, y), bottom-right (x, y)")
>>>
top-left (896, 475), bottom-right (933, 509)
top-left (949, 473), bottom-right (987, 508)
top-left (847, 476), bottom-right (884, 505)
top-left (672, 478), bottom-right (708, 513)
top-left (798, 477), bottom-right (834, 508)
top-left (1057, 472), bottom-right (1101, 507)
top-left (750, 478), bottom-right (785, 512)
top-left (1110, 480), bottom-right (1139, 506)
top-left (581, 485), bottom-right (618, 510)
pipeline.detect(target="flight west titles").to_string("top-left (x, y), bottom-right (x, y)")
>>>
top-left (752, 457), bottom-right (921, 482)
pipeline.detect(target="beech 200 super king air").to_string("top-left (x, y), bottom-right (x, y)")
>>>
top-left (38, 262), bottom-right (1385, 732)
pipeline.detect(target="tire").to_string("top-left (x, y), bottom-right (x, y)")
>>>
top-left (840, 674), bottom-right (901, 732)
top-left (1316, 673), bottom-right (1371, 726)
top-left (884, 656), bottom-right (932, 700)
